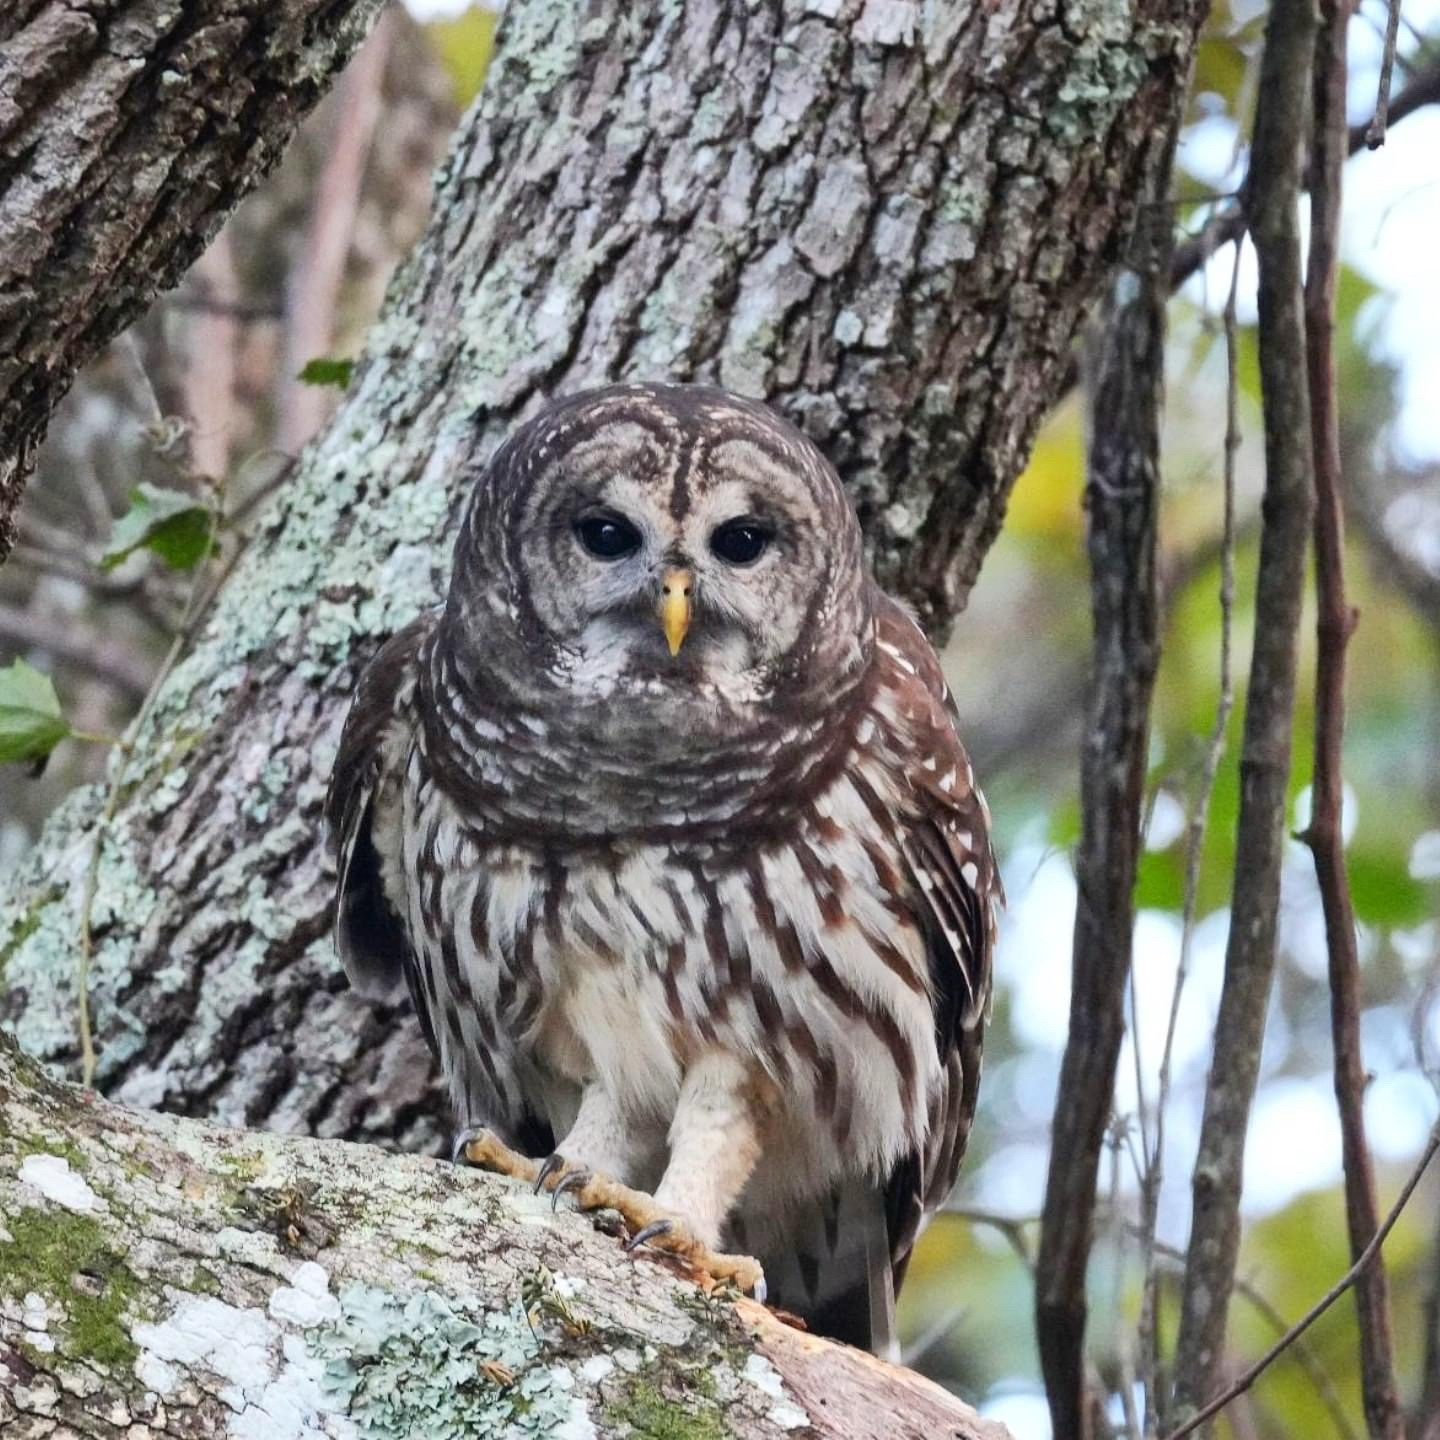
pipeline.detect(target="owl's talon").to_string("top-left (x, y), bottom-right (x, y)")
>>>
top-left (533, 1152), bottom-right (567, 1194)
top-left (450, 1125), bottom-right (491, 1165)
top-left (624, 1218), bottom-right (674, 1252)
top-left (550, 1168), bottom-right (592, 1210)
top-left (450, 1127), bottom-right (539, 1186)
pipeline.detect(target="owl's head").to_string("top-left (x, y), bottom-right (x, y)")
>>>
top-left (445, 384), bottom-right (873, 724)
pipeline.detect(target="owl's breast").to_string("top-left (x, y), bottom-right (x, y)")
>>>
top-left (403, 729), bottom-right (941, 1189)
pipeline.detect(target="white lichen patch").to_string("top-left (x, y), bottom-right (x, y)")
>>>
top-left (769, 1402), bottom-right (812, 1430)
top-left (578, 1354), bottom-right (614, 1383)
top-left (131, 1293), bottom-right (354, 1440)
top-left (21, 1289), bottom-right (56, 1353)
top-left (18, 1154), bottom-right (101, 1213)
top-left (743, 1351), bottom-right (810, 1429)
top-left (270, 1262), bottom-right (341, 1328)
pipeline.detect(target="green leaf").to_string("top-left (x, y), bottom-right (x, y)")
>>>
top-left (0, 659), bottom-right (72, 764)
top-left (296, 357), bottom-right (355, 389)
top-left (427, 7), bottom-right (499, 108)
top-left (101, 485), bottom-right (214, 573)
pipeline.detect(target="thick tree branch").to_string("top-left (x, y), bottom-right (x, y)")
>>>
top-left (0, 0), bottom-right (386, 565)
top-left (1300, 3), bottom-right (1405, 1436)
top-left (0, 1034), bottom-right (1010, 1439)
top-left (1168, 0), bottom-right (1318, 1422)
top-left (1036, 128), bottom-right (1172, 1440)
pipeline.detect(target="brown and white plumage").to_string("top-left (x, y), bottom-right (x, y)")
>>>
top-left (326, 383), bottom-right (1000, 1351)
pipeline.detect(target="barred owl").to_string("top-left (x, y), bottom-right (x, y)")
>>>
top-left (327, 383), bottom-right (1000, 1351)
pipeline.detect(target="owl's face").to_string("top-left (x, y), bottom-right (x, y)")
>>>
top-left (448, 385), bottom-right (872, 726)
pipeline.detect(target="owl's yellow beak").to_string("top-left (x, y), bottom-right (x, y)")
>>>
top-left (658, 568), bottom-right (692, 656)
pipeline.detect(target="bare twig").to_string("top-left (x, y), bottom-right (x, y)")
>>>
top-left (1168, 0), bottom-right (1318, 1421)
top-left (1301, 3), bottom-right (1406, 1435)
top-left (1138, 245), bottom-right (1244, 1439)
top-left (1419, 1191), bottom-right (1440, 1439)
top-left (1352, 55), bottom-right (1440, 151)
top-left (163, 293), bottom-right (286, 322)
top-left (1150, 1239), bottom-right (1360, 1440)
top-left (1036, 128), bottom-right (1171, 1440)
top-left (949, 1203), bottom-right (1361, 1440)
top-left (1164, 1125), bottom-right (1440, 1440)
top-left (1365, 0), bottom-right (1407, 148)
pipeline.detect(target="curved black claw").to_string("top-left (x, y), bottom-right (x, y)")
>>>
top-left (532, 1152), bottom-right (567, 1195)
top-left (450, 1125), bottom-right (490, 1165)
top-left (624, 1218), bottom-right (674, 1253)
top-left (550, 1168), bottom-right (592, 1211)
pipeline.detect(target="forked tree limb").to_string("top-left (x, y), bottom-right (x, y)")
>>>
top-left (1165, 58), bottom-right (1440, 296)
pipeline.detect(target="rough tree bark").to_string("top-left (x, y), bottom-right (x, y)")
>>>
top-left (0, 1034), bottom-right (1014, 1439)
top-left (0, 0), bottom-right (1208, 1161)
top-left (0, 0), bottom-right (387, 565)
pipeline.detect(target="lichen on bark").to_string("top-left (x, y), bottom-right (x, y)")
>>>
top-left (0, 1035), bottom-right (1002, 1439)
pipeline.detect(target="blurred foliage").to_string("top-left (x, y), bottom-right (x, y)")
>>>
top-left (427, 7), bottom-right (499, 108)
top-left (0, 660), bottom-right (71, 765)
top-left (100, 484), bottom-right (215, 574)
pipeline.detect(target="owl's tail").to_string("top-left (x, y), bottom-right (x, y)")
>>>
top-left (742, 1181), bottom-right (899, 1358)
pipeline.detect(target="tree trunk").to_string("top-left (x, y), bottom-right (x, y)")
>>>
top-left (0, 0), bottom-right (387, 564)
top-left (0, 0), bottom-right (1206, 1170)
top-left (0, 1034), bottom-right (1011, 1439)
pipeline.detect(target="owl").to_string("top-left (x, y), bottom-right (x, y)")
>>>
top-left (326, 383), bottom-right (1000, 1352)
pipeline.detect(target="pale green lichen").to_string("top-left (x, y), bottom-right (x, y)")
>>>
top-left (307, 1284), bottom-right (588, 1440)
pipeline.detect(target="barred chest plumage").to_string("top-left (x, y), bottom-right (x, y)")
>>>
top-left (397, 650), bottom-right (945, 1221)
top-left (329, 385), bottom-right (999, 1350)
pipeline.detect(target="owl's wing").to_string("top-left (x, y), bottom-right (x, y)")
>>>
top-left (875, 599), bottom-right (1002, 1295)
top-left (325, 615), bottom-right (437, 1051)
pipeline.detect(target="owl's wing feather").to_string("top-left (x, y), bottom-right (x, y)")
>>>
top-left (325, 616), bottom-right (434, 1043)
top-left (875, 599), bottom-right (1001, 1294)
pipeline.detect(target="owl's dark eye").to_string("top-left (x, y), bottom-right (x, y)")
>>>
top-left (575, 513), bottom-right (642, 560)
top-left (710, 519), bottom-right (772, 566)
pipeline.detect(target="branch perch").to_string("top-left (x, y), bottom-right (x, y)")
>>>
top-left (0, 1035), bottom-right (1010, 1440)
